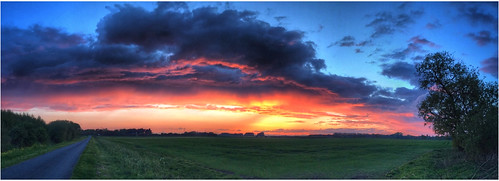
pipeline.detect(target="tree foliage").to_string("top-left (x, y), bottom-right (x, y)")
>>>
top-left (1, 110), bottom-right (48, 151)
top-left (81, 128), bottom-right (153, 136)
top-left (47, 120), bottom-right (82, 143)
top-left (416, 52), bottom-right (498, 155)
top-left (1, 110), bottom-right (82, 152)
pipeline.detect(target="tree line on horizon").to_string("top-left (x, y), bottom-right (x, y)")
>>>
top-left (309, 132), bottom-right (451, 140)
top-left (1, 110), bottom-right (81, 152)
top-left (81, 128), bottom-right (153, 136)
top-left (80, 128), bottom-right (449, 140)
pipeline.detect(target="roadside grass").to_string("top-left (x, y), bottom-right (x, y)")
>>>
top-left (386, 148), bottom-right (498, 179)
top-left (83, 137), bottom-right (450, 179)
top-left (73, 136), bottom-right (233, 179)
top-left (1, 136), bottom-right (86, 168)
top-left (72, 137), bottom-right (98, 179)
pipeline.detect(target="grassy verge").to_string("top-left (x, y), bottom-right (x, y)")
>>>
top-left (386, 148), bottom-right (498, 179)
top-left (74, 136), bottom-right (451, 179)
top-left (72, 137), bottom-right (98, 179)
top-left (1, 136), bottom-right (87, 168)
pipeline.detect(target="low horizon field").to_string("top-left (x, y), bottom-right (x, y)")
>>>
top-left (73, 136), bottom-right (452, 179)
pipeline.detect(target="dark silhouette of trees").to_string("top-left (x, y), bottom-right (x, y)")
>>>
top-left (1, 110), bottom-right (82, 152)
top-left (308, 132), bottom-right (450, 140)
top-left (244, 132), bottom-right (255, 137)
top-left (1, 110), bottom-right (49, 151)
top-left (219, 133), bottom-right (244, 137)
top-left (47, 120), bottom-right (82, 143)
top-left (416, 52), bottom-right (498, 155)
top-left (391, 132), bottom-right (404, 139)
top-left (81, 128), bottom-right (154, 136)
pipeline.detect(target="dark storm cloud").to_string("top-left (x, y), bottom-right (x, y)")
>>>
top-left (294, 72), bottom-right (377, 99)
top-left (365, 9), bottom-right (423, 38)
top-left (2, 26), bottom-right (89, 78)
top-left (466, 31), bottom-right (498, 46)
top-left (1, 25), bottom-right (85, 51)
top-left (95, 3), bottom-right (379, 99)
top-left (1, 25), bottom-right (166, 83)
top-left (308, 59), bottom-right (327, 72)
top-left (191, 65), bottom-right (244, 84)
top-left (156, 1), bottom-right (189, 12)
top-left (480, 56), bottom-right (498, 78)
top-left (93, 44), bottom-right (159, 65)
top-left (381, 62), bottom-right (418, 86)
top-left (97, 3), bottom-right (194, 50)
top-left (2, 3), bottom-right (388, 110)
top-left (371, 61), bottom-right (427, 112)
top-left (98, 5), bottom-right (317, 73)
top-left (360, 87), bottom-right (426, 112)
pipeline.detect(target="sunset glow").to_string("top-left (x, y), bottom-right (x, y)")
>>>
top-left (2, 2), bottom-right (497, 136)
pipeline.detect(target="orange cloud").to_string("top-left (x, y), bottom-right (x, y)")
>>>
top-left (2, 57), bottom-right (433, 136)
top-left (4, 85), bottom-right (434, 136)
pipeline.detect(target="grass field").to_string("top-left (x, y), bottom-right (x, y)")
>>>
top-left (73, 136), bottom-right (454, 179)
top-left (1, 136), bottom-right (86, 169)
top-left (386, 148), bottom-right (498, 179)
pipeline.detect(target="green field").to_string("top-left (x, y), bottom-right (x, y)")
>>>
top-left (73, 136), bottom-right (456, 179)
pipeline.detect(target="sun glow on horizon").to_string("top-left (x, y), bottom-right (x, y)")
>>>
top-left (4, 2), bottom-right (492, 137)
top-left (16, 90), bottom-right (435, 136)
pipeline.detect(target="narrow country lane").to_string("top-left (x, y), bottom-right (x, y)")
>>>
top-left (1, 136), bottom-right (91, 179)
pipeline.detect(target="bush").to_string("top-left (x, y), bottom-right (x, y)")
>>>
top-left (1, 110), bottom-right (81, 152)
top-left (1, 110), bottom-right (49, 151)
top-left (47, 120), bottom-right (81, 143)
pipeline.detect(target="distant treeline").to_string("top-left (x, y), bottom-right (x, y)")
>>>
top-left (81, 129), bottom-right (265, 137)
top-left (1, 110), bottom-right (81, 152)
top-left (81, 128), bottom-right (153, 136)
top-left (81, 128), bottom-right (447, 140)
top-left (309, 132), bottom-right (451, 140)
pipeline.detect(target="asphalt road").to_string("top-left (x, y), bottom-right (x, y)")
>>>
top-left (1, 136), bottom-right (91, 179)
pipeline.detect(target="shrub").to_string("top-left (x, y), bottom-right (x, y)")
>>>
top-left (47, 120), bottom-right (81, 143)
top-left (1, 110), bottom-right (49, 151)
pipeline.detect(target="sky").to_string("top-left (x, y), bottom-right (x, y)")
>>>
top-left (1, 1), bottom-right (498, 136)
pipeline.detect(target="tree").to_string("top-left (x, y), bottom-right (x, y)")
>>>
top-left (391, 132), bottom-right (403, 138)
top-left (416, 52), bottom-right (498, 155)
top-left (47, 120), bottom-right (81, 143)
top-left (1, 110), bottom-right (49, 151)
